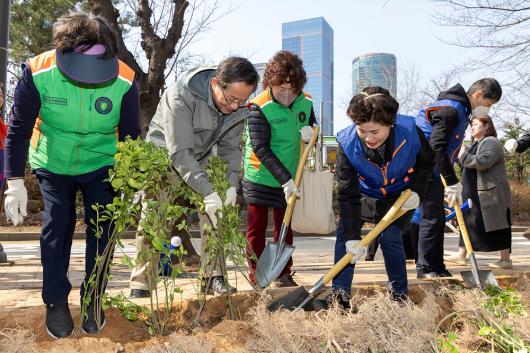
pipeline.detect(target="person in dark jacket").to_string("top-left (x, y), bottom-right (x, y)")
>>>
top-left (504, 131), bottom-right (530, 240)
top-left (242, 51), bottom-right (317, 288)
top-left (3, 12), bottom-right (140, 338)
top-left (415, 79), bottom-right (502, 278)
top-left (328, 86), bottom-right (434, 308)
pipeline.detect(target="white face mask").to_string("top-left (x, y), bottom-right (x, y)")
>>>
top-left (472, 105), bottom-right (490, 118)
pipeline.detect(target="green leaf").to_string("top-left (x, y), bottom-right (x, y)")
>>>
top-left (478, 325), bottom-right (496, 336)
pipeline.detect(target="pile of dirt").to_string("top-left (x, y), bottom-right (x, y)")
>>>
top-left (1, 276), bottom-right (529, 353)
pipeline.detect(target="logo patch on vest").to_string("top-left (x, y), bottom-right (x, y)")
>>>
top-left (43, 95), bottom-right (67, 106)
top-left (298, 111), bottom-right (307, 123)
top-left (95, 97), bottom-right (113, 114)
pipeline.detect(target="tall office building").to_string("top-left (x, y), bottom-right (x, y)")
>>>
top-left (251, 62), bottom-right (267, 98)
top-left (352, 53), bottom-right (397, 97)
top-left (282, 17), bottom-right (334, 135)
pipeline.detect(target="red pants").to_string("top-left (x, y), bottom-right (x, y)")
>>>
top-left (246, 204), bottom-right (293, 283)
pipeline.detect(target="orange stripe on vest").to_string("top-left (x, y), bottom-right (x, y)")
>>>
top-left (28, 50), bottom-right (56, 75)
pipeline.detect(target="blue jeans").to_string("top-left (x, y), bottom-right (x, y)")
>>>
top-left (332, 221), bottom-right (408, 295)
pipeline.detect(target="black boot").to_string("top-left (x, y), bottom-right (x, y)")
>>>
top-left (45, 302), bottom-right (74, 339)
top-left (417, 268), bottom-right (453, 279)
top-left (270, 272), bottom-right (298, 288)
top-left (390, 292), bottom-right (409, 304)
top-left (312, 289), bottom-right (352, 311)
top-left (82, 301), bottom-right (106, 334)
top-left (200, 276), bottom-right (236, 295)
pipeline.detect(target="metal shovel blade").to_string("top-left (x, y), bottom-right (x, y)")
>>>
top-left (460, 253), bottom-right (498, 289)
top-left (461, 270), bottom-right (498, 289)
top-left (255, 240), bottom-right (295, 288)
top-left (266, 286), bottom-right (312, 312)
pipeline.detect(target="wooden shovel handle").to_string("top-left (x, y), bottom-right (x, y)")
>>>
top-left (322, 189), bottom-right (411, 284)
top-left (282, 126), bottom-right (320, 223)
top-left (440, 175), bottom-right (474, 255)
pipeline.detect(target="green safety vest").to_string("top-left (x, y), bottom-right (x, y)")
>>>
top-left (28, 50), bottom-right (135, 175)
top-left (243, 88), bottom-right (313, 187)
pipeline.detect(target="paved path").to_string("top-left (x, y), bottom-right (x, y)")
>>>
top-left (1, 231), bottom-right (529, 308)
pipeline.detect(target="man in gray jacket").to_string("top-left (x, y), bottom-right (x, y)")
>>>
top-left (130, 57), bottom-right (259, 297)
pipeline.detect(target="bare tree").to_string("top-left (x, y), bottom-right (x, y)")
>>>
top-left (397, 63), bottom-right (461, 116)
top-left (432, 0), bottom-right (530, 116)
top-left (397, 64), bottom-right (422, 115)
top-left (87, 0), bottom-right (227, 134)
top-left (432, 0), bottom-right (530, 74)
top-left (86, 0), bottom-right (230, 259)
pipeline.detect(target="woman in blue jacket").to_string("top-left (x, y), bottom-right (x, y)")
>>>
top-left (330, 86), bottom-right (434, 308)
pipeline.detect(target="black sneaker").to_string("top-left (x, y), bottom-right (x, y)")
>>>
top-left (82, 301), bottom-right (106, 334)
top-left (391, 292), bottom-right (409, 304)
top-left (200, 276), bottom-right (236, 295)
top-left (270, 272), bottom-right (298, 288)
top-left (45, 302), bottom-right (74, 339)
top-left (417, 269), bottom-right (453, 279)
top-left (437, 269), bottom-right (453, 277)
top-left (417, 269), bottom-right (442, 279)
top-left (130, 289), bottom-right (150, 298)
top-left (312, 289), bottom-right (352, 311)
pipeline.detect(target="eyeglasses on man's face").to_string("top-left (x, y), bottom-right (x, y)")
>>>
top-left (220, 86), bottom-right (248, 108)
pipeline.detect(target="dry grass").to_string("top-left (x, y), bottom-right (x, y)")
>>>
top-left (140, 332), bottom-right (213, 353)
top-left (0, 327), bottom-right (38, 353)
top-left (510, 181), bottom-right (530, 222)
top-left (246, 291), bottom-right (441, 353)
top-left (435, 279), bottom-right (530, 352)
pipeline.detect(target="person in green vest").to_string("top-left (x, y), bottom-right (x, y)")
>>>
top-left (3, 11), bottom-right (140, 339)
top-left (243, 51), bottom-right (317, 287)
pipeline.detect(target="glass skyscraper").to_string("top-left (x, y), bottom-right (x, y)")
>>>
top-left (352, 53), bottom-right (397, 97)
top-left (282, 17), bottom-right (334, 135)
top-left (251, 62), bottom-right (267, 98)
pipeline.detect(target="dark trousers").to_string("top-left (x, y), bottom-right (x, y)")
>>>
top-left (245, 204), bottom-right (293, 283)
top-left (36, 167), bottom-right (115, 304)
top-left (367, 224), bottom-right (417, 261)
top-left (416, 174), bottom-right (447, 273)
top-left (332, 221), bottom-right (408, 295)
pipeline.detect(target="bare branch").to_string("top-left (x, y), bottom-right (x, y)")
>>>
top-left (87, 0), bottom-right (145, 77)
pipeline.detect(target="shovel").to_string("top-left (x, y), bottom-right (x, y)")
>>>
top-left (255, 125), bottom-right (320, 288)
top-left (267, 190), bottom-right (411, 311)
top-left (440, 176), bottom-right (498, 289)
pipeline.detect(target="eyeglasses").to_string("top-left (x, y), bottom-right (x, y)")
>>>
top-left (221, 87), bottom-right (248, 108)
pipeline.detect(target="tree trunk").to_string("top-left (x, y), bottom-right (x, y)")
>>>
top-left (138, 81), bottom-right (160, 137)
top-left (89, 0), bottom-right (196, 257)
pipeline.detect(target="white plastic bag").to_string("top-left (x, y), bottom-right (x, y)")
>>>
top-left (292, 143), bottom-right (336, 234)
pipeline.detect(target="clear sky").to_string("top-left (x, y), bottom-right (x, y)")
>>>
top-left (186, 0), bottom-right (483, 134)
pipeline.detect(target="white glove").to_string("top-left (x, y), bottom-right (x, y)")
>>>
top-left (345, 240), bottom-right (366, 264)
top-left (204, 192), bottom-right (222, 228)
top-left (281, 179), bottom-right (300, 202)
top-left (401, 191), bottom-right (420, 211)
top-left (224, 186), bottom-right (237, 206)
top-left (445, 182), bottom-right (463, 208)
top-left (504, 138), bottom-right (518, 154)
top-left (300, 126), bottom-right (314, 143)
top-left (4, 179), bottom-right (28, 226)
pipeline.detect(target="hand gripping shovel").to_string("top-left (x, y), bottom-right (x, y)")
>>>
top-left (441, 176), bottom-right (498, 289)
top-left (255, 125), bottom-right (320, 288)
top-left (266, 190), bottom-right (411, 312)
